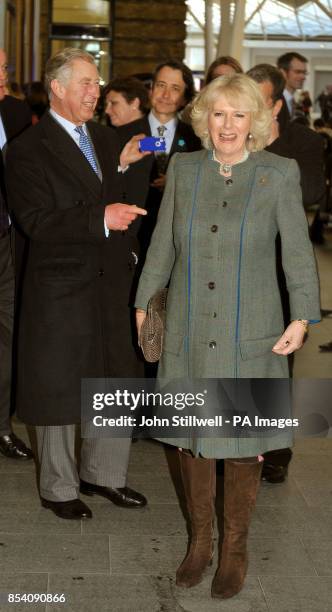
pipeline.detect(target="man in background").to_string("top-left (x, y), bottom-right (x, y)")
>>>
top-left (248, 63), bottom-right (325, 483)
top-left (117, 60), bottom-right (201, 256)
top-left (0, 47), bottom-right (33, 460)
top-left (277, 52), bottom-right (308, 118)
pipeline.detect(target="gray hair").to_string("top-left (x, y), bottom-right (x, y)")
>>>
top-left (191, 73), bottom-right (272, 152)
top-left (45, 48), bottom-right (96, 97)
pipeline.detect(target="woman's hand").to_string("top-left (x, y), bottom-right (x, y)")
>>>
top-left (136, 309), bottom-right (147, 345)
top-left (272, 320), bottom-right (308, 355)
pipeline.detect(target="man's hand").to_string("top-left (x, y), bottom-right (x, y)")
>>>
top-left (105, 203), bottom-right (147, 231)
top-left (150, 174), bottom-right (166, 191)
top-left (119, 134), bottom-right (151, 169)
top-left (272, 320), bottom-right (308, 355)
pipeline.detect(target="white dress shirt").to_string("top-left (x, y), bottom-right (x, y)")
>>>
top-left (283, 89), bottom-right (294, 116)
top-left (148, 110), bottom-right (177, 154)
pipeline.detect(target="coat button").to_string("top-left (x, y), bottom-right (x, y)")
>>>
top-left (98, 269), bottom-right (104, 276)
top-left (222, 201), bottom-right (228, 207)
top-left (211, 224), bottom-right (218, 232)
top-left (208, 281), bottom-right (215, 290)
top-left (209, 341), bottom-right (216, 348)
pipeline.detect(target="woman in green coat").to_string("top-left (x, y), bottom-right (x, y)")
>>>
top-left (135, 74), bottom-right (320, 600)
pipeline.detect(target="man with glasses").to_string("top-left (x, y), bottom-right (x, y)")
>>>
top-left (277, 52), bottom-right (308, 117)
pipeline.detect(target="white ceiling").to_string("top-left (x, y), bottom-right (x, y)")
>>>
top-left (186, 1), bottom-right (332, 39)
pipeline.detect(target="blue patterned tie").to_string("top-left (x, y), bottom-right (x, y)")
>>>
top-left (74, 126), bottom-right (98, 174)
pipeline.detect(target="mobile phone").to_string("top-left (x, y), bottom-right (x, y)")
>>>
top-left (139, 137), bottom-right (166, 152)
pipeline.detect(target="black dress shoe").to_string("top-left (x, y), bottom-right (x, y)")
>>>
top-left (261, 462), bottom-right (288, 484)
top-left (80, 480), bottom-right (147, 508)
top-left (41, 497), bottom-right (92, 520)
top-left (0, 433), bottom-right (34, 460)
top-left (321, 310), bottom-right (332, 318)
top-left (319, 341), bottom-right (332, 352)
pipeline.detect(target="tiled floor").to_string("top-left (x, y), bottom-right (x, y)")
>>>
top-left (0, 239), bottom-right (331, 611)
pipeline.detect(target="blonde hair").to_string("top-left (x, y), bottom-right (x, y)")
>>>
top-left (191, 73), bottom-right (272, 151)
top-left (45, 48), bottom-right (96, 97)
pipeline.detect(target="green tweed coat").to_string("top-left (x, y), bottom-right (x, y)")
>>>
top-left (135, 149), bottom-right (321, 458)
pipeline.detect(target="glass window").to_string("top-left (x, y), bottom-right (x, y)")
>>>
top-left (49, 0), bottom-right (112, 83)
top-left (52, 0), bottom-right (110, 26)
top-left (186, 0), bottom-right (332, 39)
top-left (50, 39), bottom-right (110, 85)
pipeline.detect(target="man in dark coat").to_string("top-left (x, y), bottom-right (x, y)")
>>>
top-left (116, 60), bottom-right (201, 256)
top-left (0, 47), bottom-right (33, 460)
top-left (5, 48), bottom-right (147, 519)
top-left (247, 63), bottom-right (325, 483)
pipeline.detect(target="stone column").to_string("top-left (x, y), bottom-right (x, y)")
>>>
top-left (230, 0), bottom-right (245, 61)
top-left (112, 0), bottom-right (187, 76)
top-left (205, 0), bottom-right (215, 71)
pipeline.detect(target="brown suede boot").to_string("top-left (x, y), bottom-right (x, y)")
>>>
top-left (211, 457), bottom-right (262, 599)
top-left (176, 451), bottom-right (216, 588)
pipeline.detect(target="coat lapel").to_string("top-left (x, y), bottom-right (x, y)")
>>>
top-left (169, 121), bottom-right (189, 157)
top-left (40, 113), bottom-right (102, 199)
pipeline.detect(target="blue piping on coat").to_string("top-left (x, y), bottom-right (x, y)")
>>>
top-left (234, 167), bottom-right (257, 378)
top-left (186, 162), bottom-right (203, 375)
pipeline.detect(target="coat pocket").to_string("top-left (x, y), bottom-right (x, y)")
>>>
top-left (163, 331), bottom-right (185, 356)
top-left (37, 258), bottom-right (86, 282)
top-left (239, 334), bottom-right (282, 361)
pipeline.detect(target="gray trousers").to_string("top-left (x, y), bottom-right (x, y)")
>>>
top-left (36, 425), bottom-right (131, 501)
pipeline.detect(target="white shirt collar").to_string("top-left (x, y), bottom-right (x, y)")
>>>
top-left (283, 88), bottom-right (293, 109)
top-left (148, 110), bottom-right (177, 134)
top-left (49, 108), bottom-right (87, 139)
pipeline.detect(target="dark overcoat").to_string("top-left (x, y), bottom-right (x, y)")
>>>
top-left (135, 149), bottom-right (321, 458)
top-left (116, 115), bottom-right (201, 254)
top-left (6, 112), bottom-right (141, 426)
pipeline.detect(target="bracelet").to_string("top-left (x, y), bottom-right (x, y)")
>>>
top-left (294, 319), bottom-right (309, 332)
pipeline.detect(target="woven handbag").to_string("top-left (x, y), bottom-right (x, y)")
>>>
top-left (139, 289), bottom-right (168, 362)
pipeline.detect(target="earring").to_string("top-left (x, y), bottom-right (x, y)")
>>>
top-left (248, 133), bottom-right (253, 140)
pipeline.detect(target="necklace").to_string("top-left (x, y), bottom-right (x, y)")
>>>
top-left (212, 148), bottom-right (249, 176)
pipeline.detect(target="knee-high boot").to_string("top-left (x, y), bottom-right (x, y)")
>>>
top-left (211, 457), bottom-right (262, 599)
top-left (176, 451), bottom-right (216, 588)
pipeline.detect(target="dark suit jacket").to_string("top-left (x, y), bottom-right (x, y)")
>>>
top-left (266, 118), bottom-right (325, 208)
top-left (117, 115), bottom-right (201, 254)
top-left (266, 114), bottom-right (325, 337)
top-left (5, 112), bottom-right (140, 426)
top-left (0, 96), bottom-right (32, 217)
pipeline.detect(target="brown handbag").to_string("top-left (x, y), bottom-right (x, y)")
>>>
top-left (139, 289), bottom-right (168, 362)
